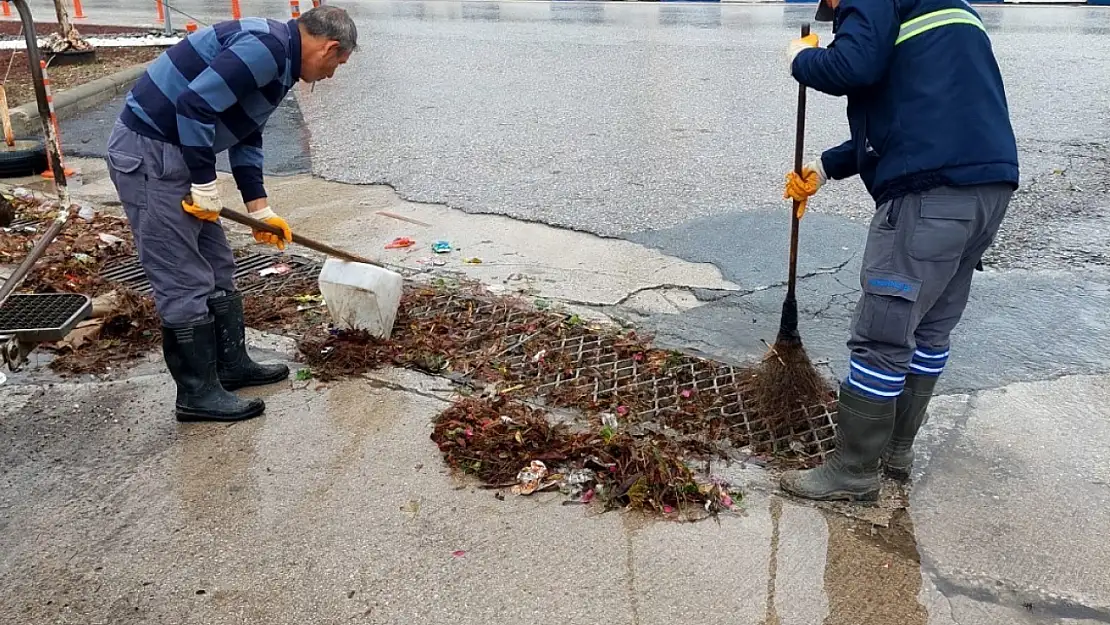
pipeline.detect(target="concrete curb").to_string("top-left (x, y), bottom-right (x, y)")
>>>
top-left (9, 61), bottom-right (150, 138)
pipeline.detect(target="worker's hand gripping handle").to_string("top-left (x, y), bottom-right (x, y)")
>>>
top-left (181, 192), bottom-right (381, 267)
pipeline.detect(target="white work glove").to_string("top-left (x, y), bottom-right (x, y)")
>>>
top-left (805, 159), bottom-right (828, 190)
top-left (182, 181), bottom-right (223, 222)
top-left (787, 33), bottom-right (820, 70)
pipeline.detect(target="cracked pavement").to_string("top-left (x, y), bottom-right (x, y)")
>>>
top-left (4, 1), bottom-right (1110, 624)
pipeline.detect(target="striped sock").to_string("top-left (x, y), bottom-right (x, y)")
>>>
top-left (845, 358), bottom-right (906, 400)
top-left (910, 347), bottom-right (950, 377)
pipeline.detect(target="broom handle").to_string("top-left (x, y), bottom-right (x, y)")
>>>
top-left (787, 23), bottom-right (810, 301)
top-left (218, 208), bottom-right (383, 268)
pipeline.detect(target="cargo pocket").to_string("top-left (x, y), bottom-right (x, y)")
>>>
top-left (909, 194), bottom-right (976, 262)
top-left (107, 150), bottom-right (142, 175)
top-left (855, 270), bottom-right (921, 347)
top-left (106, 149), bottom-right (147, 211)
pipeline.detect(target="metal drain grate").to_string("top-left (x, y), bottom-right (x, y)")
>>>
top-left (401, 290), bottom-right (838, 459)
top-left (100, 252), bottom-right (322, 295)
top-left (0, 292), bottom-right (92, 342)
top-left (2, 217), bottom-right (42, 232)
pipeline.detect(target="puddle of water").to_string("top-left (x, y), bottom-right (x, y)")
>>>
top-left (759, 495), bottom-right (929, 625)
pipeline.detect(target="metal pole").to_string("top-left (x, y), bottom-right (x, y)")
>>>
top-left (163, 1), bottom-right (173, 36)
top-left (0, 0), bottom-right (76, 307)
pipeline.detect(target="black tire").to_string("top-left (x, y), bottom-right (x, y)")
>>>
top-left (40, 48), bottom-right (97, 67)
top-left (0, 138), bottom-right (48, 178)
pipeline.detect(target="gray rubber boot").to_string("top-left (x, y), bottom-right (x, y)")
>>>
top-left (779, 383), bottom-right (896, 502)
top-left (881, 374), bottom-right (938, 481)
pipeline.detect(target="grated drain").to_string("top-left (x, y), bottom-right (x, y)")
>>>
top-left (401, 290), bottom-right (838, 460)
top-left (0, 292), bottom-right (92, 342)
top-left (100, 252), bottom-right (322, 295)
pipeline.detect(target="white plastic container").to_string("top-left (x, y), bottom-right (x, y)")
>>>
top-left (317, 258), bottom-right (404, 339)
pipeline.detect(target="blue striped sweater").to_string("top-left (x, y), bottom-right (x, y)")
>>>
top-left (120, 17), bottom-right (301, 202)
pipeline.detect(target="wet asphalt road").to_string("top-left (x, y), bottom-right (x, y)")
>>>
top-left (296, 3), bottom-right (1110, 255)
top-left (60, 93), bottom-right (312, 177)
top-left (290, 1), bottom-right (1110, 392)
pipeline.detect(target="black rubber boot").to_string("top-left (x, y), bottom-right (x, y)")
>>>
top-left (881, 374), bottom-right (938, 481)
top-left (162, 317), bottom-right (266, 423)
top-left (208, 292), bottom-right (289, 391)
top-left (779, 383), bottom-right (896, 502)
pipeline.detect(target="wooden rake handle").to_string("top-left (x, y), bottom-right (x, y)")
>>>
top-left (217, 207), bottom-right (383, 268)
top-left (786, 22), bottom-right (811, 301)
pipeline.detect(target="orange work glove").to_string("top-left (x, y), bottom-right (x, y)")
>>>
top-left (783, 159), bottom-right (827, 219)
top-left (787, 33), bottom-right (820, 68)
top-left (247, 206), bottom-right (293, 251)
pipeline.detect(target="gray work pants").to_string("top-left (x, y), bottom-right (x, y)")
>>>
top-left (845, 183), bottom-right (1011, 400)
top-left (105, 120), bottom-right (237, 326)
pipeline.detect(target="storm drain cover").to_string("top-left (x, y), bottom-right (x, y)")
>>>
top-left (402, 291), bottom-right (838, 460)
top-left (0, 292), bottom-right (92, 342)
top-left (4, 217), bottom-right (42, 232)
top-left (100, 252), bottom-right (322, 295)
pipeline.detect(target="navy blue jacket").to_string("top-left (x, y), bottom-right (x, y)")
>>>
top-left (791, 0), bottom-right (1019, 206)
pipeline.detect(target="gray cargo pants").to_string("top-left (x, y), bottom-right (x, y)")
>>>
top-left (845, 183), bottom-right (1011, 401)
top-left (105, 120), bottom-right (237, 326)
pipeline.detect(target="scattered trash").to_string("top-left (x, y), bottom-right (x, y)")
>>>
top-left (295, 368), bottom-right (313, 381)
top-left (385, 237), bottom-right (415, 249)
top-left (98, 233), bottom-right (125, 246)
top-left (53, 318), bottom-right (105, 351)
top-left (463, 257), bottom-right (482, 264)
top-left (432, 241), bottom-right (452, 254)
top-left (511, 460), bottom-right (558, 496)
top-left (400, 499), bottom-right (421, 519)
top-left (600, 413), bottom-right (618, 429)
top-left (77, 203), bottom-right (96, 221)
top-left (451, 550), bottom-right (467, 558)
top-left (259, 263), bottom-right (292, 277)
top-left (11, 188), bottom-right (32, 200)
top-left (0, 371), bottom-right (6, 386)
top-left (72, 253), bottom-right (93, 264)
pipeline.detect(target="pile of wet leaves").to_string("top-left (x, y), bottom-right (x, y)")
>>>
top-left (0, 192), bottom-right (325, 373)
top-left (430, 395), bottom-right (741, 518)
top-left (0, 190), bottom-right (134, 297)
top-left (42, 276), bottom-right (328, 375)
top-left (48, 289), bottom-right (162, 375)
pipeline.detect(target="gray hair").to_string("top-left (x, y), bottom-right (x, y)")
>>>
top-left (298, 5), bottom-right (358, 53)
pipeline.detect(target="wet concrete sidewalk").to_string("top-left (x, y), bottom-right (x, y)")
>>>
top-left (3, 158), bottom-right (1110, 625)
top-left (4, 362), bottom-right (1109, 625)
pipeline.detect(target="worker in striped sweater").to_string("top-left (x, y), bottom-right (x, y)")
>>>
top-left (105, 6), bottom-right (356, 423)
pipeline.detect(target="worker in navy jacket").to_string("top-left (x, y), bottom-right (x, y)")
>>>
top-left (106, 6), bottom-right (356, 423)
top-left (780, 0), bottom-right (1019, 501)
